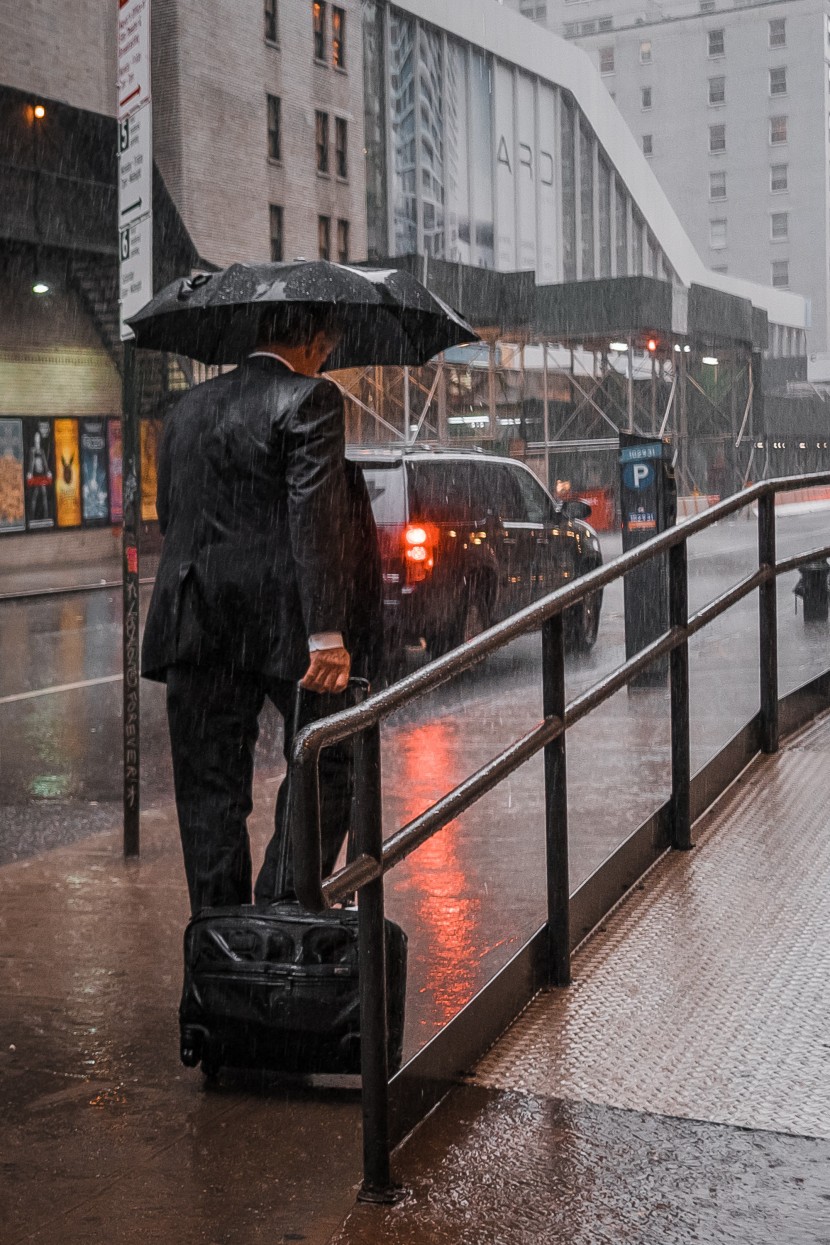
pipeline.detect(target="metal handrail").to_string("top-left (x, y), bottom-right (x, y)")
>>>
top-left (289, 471), bottom-right (830, 1201)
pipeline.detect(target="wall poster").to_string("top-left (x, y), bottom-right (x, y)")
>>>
top-left (23, 418), bottom-right (56, 530)
top-left (0, 418), bottom-right (26, 533)
top-left (53, 418), bottom-right (82, 528)
top-left (108, 419), bottom-right (124, 523)
top-left (80, 418), bottom-right (111, 524)
top-left (140, 419), bottom-right (160, 522)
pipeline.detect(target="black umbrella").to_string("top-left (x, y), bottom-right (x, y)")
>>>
top-left (125, 260), bottom-right (479, 368)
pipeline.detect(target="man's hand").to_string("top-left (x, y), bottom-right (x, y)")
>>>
top-left (300, 645), bottom-right (351, 694)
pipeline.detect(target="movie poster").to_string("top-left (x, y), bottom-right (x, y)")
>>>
top-left (140, 419), bottom-right (161, 522)
top-left (53, 418), bottom-right (82, 528)
top-left (23, 418), bottom-right (56, 530)
top-left (0, 418), bottom-right (26, 533)
top-left (108, 419), bottom-right (123, 523)
top-left (80, 418), bottom-right (110, 524)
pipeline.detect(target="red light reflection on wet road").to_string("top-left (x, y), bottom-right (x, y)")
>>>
top-left (392, 720), bottom-right (480, 1029)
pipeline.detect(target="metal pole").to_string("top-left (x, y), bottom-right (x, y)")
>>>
top-left (627, 336), bottom-right (634, 433)
top-left (669, 540), bottom-right (691, 850)
top-left (542, 615), bottom-right (570, 987)
top-left (488, 340), bottom-right (497, 442)
top-left (542, 342), bottom-right (551, 487)
top-left (403, 366), bottom-right (411, 443)
top-left (354, 722), bottom-right (395, 1203)
top-left (758, 491), bottom-right (779, 754)
top-left (122, 339), bottom-right (141, 857)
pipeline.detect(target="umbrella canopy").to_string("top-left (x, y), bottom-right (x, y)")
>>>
top-left (125, 260), bottom-right (480, 368)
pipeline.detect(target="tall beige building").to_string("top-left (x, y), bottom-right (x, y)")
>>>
top-left (506, 0), bottom-right (830, 357)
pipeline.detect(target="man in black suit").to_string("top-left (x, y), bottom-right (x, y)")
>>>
top-left (141, 311), bottom-right (382, 914)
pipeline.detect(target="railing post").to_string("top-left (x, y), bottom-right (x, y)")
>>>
top-left (669, 540), bottom-right (692, 850)
top-left (758, 491), bottom-right (779, 754)
top-left (542, 614), bottom-right (570, 987)
top-left (353, 722), bottom-right (395, 1203)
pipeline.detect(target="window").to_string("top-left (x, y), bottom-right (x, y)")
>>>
top-left (599, 46), bottom-right (615, 75)
top-left (641, 86), bottom-right (652, 109)
top-left (709, 123), bottom-right (726, 152)
top-left (267, 93), bottom-right (281, 161)
top-left (264, 0), bottom-right (278, 43)
top-left (510, 466), bottom-right (549, 523)
top-left (770, 163), bottom-right (788, 192)
top-left (337, 218), bottom-right (349, 263)
top-left (770, 115), bottom-right (787, 144)
top-left (769, 67), bottom-right (787, 96)
top-left (642, 133), bottom-right (653, 156)
top-left (708, 76), bottom-right (725, 105)
top-left (709, 170), bottom-right (726, 199)
top-left (598, 17), bottom-right (613, 32)
top-left (709, 218), bottom-right (727, 249)
top-left (771, 259), bottom-right (789, 288)
top-left (312, 1), bottom-right (326, 61)
top-left (332, 6), bottom-right (345, 68)
top-left (769, 18), bottom-right (786, 48)
top-left (269, 204), bottom-right (283, 261)
top-left (770, 211), bottom-right (788, 240)
top-left (334, 116), bottom-right (348, 178)
top-left (708, 28), bottom-right (724, 57)
top-left (700, 0), bottom-right (715, 10)
top-left (639, 40), bottom-right (652, 63)
top-left (315, 110), bottom-right (329, 173)
top-left (318, 214), bottom-right (331, 260)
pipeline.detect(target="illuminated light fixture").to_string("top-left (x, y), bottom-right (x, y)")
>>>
top-left (674, 344), bottom-right (681, 352)
top-left (32, 281), bottom-right (50, 295)
top-left (33, 104), bottom-right (46, 119)
top-left (647, 338), bottom-right (658, 353)
top-left (702, 356), bottom-right (719, 366)
top-left (609, 341), bottom-right (628, 352)
top-left (683, 345), bottom-right (691, 353)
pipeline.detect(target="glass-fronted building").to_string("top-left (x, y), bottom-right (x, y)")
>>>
top-left (361, 0), bottom-right (809, 355)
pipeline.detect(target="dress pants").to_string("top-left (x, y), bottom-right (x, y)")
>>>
top-left (165, 663), bottom-right (353, 915)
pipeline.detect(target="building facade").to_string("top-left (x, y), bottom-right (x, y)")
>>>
top-left (0, 0), bottom-right (816, 572)
top-left (507, 0), bottom-right (830, 356)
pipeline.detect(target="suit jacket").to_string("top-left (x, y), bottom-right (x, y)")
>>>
top-left (141, 355), bottom-right (383, 683)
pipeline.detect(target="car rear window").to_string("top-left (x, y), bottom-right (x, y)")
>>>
top-left (361, 463), bottom-right (407, 526)
top-left (406, 460), bottom-right (479, 524)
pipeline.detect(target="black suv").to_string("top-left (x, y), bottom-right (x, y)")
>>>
top-left (348, 448), bottom-right (604, 660)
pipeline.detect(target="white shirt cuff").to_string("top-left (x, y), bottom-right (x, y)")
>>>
top-left (308, 632), bottom-right (344, 651)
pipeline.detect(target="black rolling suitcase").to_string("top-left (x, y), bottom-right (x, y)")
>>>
top-left (178, 683), bottom-right (407, 1079)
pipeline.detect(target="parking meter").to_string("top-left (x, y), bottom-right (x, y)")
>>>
top-left (619, 432), bottom-right (677, 684)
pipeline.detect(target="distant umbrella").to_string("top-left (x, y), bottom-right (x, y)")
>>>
top-left (126, 259), bottom-right (479, 367)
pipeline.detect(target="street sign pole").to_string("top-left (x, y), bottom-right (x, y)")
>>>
top-left (122, 340), bottom-right (141, 856)
top-left (118, 0), bottom-right (152, 857)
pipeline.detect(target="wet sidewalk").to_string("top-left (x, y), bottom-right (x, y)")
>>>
top-left (333, 715), bottom-right (830, 1244)
top-left (3, 716), bottom-right (830, 1243)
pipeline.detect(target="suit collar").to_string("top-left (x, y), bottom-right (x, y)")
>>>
top-left (247, 350), bottom-right (296, 372)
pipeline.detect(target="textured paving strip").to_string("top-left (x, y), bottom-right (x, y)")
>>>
top-left (474, 719), bottom-right (830, 1139)
top-left (331, 717), bottom-right (830, 1243)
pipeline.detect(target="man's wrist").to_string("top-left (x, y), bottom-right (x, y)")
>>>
top-left (308, 631), bottom-right (345, 651)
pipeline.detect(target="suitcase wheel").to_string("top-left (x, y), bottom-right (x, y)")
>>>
top-left (180, 1026), bottom-right (204, 1068)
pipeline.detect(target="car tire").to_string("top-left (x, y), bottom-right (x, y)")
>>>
top-left (570, 591), bottom-right (601, 653)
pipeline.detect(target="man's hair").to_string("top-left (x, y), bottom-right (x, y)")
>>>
top-left (256, 305), bottom-right (340, 350)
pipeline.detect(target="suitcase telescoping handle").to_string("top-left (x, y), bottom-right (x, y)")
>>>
top-left (273, 676), bottom-right (371, 898)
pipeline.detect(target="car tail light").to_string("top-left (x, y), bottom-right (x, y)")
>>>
top-left (403, 523), bottom-right (437, 582)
